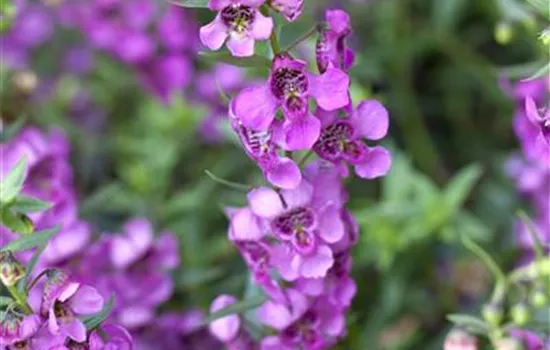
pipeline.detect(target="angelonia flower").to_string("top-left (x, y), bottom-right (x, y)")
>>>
top-left (443, 328), bottom-right (478, 350)
top-left (200, 0), bottom-right (274, 57)
top-left (205, 6), bottom-right (391, 348)
top-left (506, 77), bottom-right (550, 255)
top-left (270, 0), bottom-right (304, 22)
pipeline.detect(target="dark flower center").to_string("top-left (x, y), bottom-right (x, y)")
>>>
top-left (270, 68), bottom-right (308, 101)
top-left (54, 301), bottom-right (73, 321)
top-left (238, 125), bottom-right (272, 156)
top-left (66, 339), bottom-right (90, 350)
top-left (314, 121), bottom-right (355, 159)
top-left (9, 341), bottom-right (31, 350)
top-left (221, 4), bottom-right (255, 33)
top-left (273, 207), bottom-right (315, 237)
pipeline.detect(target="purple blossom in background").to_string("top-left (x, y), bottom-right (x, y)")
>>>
top-left (233, 54), bottom-right (350, 150)
top-left (200, 0), bottom-right (274, 57)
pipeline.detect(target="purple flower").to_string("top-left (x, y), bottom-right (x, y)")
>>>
top-left (158, 6), bottom-right (198, 52)
top-left (270, 0), bottom-right (304, 22)
top-left (316, 9), bottom-right (354, 74)
top-left (40, 270), bottom-right (104, 343)
top-left (200, 0), bottom-right (273, 57)
top-left (313, 100), bottom-right (392, 179)
top-left (229, 111), bottom-right (301, 188)
top-left (0, 312), bottom-right (41, 346)
top-left (208, 295), bottom-right (240, 343)
top-left (233, 55), bottom-right (350, 150)
top-left (247, 180), bottom-right (344, 278)
top-left (524, 96), bottom-right (550, 163)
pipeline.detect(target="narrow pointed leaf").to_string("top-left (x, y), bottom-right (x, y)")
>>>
top-left (525, 63), bottom-right (550, 81)
top-left (0, 296), bottom-right (13, 307)
top-left (0, 117), bottom-right (25, 143)
top-left (83, 295), bottom-right (115, 330)
top-left (169, 0), bottom-right (209, 8)
top-left (447, 314), bottom-right (490, 334)
top-left (0, 227), bottom-right (58, 252)
top-left (11, 196), bottom-right (52, 213)
top-left (199, 52), bottom-right (271, 69)
top-left (201, 294), bottom-right (267, 326)
top-left (0, 157), bottom-right (27, 204)
top-left (443, 163), bottom-right (483, 211)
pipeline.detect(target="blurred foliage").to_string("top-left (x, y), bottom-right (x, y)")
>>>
top-left (1, 0), bottom-right (548, 348)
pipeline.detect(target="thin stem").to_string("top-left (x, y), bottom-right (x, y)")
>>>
top-left (6, 285), bottom-right (32, 314)
top-left (204, 170), bottom-right (252, 192)
top-left (260, 5), bottom-right (280, 55)
top-left (284, 25), bottom-right (320, 52)
top-left (298, 150), bottom-right (314, 169)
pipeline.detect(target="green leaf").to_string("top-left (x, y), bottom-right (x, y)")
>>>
top-left (201, 294), bottom-right (268, 326)
top-left (447, 314), bottom-right (490, 334)
top-left (0, 157), bottom-right (27, 204)
top-left (525, 63), bottom-right (550, 81)
top-left (443, 163), bottom-right (483, 211)
top-left (199, 52), bottom-right (271, 69)
top-left (0, 296), bottom-right (13, 307)
top-left (0, 227), bottom-right (58, 252)
top-left (19, 242), bottom-right (49, 292)
top-left (83, 295), bottom-right (115, 330)
top-left (0, 116), bottom-right (25, 143)
top-left (11, 196), bottom-right (52, 213)
top-left (169, 0), bottom-right (209, 8)
top-left (1, 210), bottom-right (34, 235)
top-left (525, 0), bottom-right (550, 16)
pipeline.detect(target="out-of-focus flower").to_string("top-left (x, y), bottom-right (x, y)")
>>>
top-left (444, 328), bottom-right (478, 350)
top-left (270, 0), bottom-right (304, 22)
top-left (0, 312), bottom-right (41, 346)
top-left (200, 0), bottom-right (274, 57)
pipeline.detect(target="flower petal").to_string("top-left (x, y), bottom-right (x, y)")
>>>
top-left (248, 187), bottom-right (285, 218)
top-left (227, 34), bottom-right (255, 57)
top-left (209, 295), bottom-right (240, 343)
top-left (318, 207), bottom-right (344, 243)
top-left (283, 114), bottom-right (321, 151)
top-left (230, 207), bottom-right (265, 241)
top-left (233, 84), bottom-right (279, 130)
top-left (280, 179), bottom-right (313, 209)
top-left (61, 319), bottom-right (87, 342)
top-left (265, 157), bottom-right (302, 189)
top-left (351, 100), bottom-right (389, 140)
top-left (250, 11), bottom-right (273, 40)
top-left (297, 245), bottom-right (334, 278)
top-left (199, 16), bottom-right (228, 51)
top-left (354, 146), bottom-right (392, 179)
top-left (209, 0), bottom-right (232, 10)
top-left (308, 68), bottom-right (350, 111)
top-left (69, 285), bottom-right (104, 315)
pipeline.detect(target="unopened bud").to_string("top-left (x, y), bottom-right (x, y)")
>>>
top-left (510, 303), bottom-right (530, 326)
top-left (495, 22), bottom-right (513, 45)
top-left (493, 337), bottom-right (524, 350)
top-left (530, 288), bottom-right (547, 307)
top-left (482, 303), bottom-right (503, 326)
top-left (0, 251), bottom-right (25, 287)
top-left (444, 328), bottom-right (478, 350)
top-left (540, 28), bottom-right (550, 46)
top-left (2, 211), bottom-right (35, 235)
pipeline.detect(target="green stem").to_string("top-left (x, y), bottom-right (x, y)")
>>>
top-left (204, 170), bottom-right (252, 192)
top-left (517, 210), bottom-right (546, 261)
top-left (260, 5), bottom-right (280, 55)
top-left (298, 150), bottom-right (314, 169)
top-left (6, 285), bottom-right (32, 314)
top-left (284, 25), bottom-right (320, 52)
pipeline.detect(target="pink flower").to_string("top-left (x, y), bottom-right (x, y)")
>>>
top-left (199, 0), bottom-right (273, 57)
top-left (270, 0), bottom-right (304, 22)
top-left (233, 55), bottom-right (350, 150)
top-left (40, 270), bottom-right (104, 343)
top-left (316, 9), bottom-right (355, 74)
top-left (313, 100), bottom-right (392, 179)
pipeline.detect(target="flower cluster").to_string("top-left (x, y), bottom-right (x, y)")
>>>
top-left (506, 77), bottom-right (550, 254)
top-left (76, 1), bottom-right (198, 102)
top-left (200, 4), bottom-right (391, 349)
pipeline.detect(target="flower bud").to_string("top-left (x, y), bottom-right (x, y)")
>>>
top-left (539, 28), bottom-right (550, 46)
top-left (529, 288), bottom-right (547, 307)
top-left (493, 337), bottom-right (524, 350)
top-left (12, 71), bottom-right (38, 94)
top-left (495, 22), bottom-right (513, 45)
top-left (444, 328), bottom-right (478, 350)
top-left (0, 251), bottom-right (25, 287)
top-left (482, 303), bottom-right (503, 326)
top-left (510, 303), bottom-right (530, 326)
